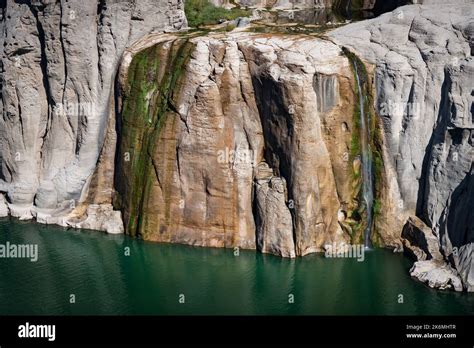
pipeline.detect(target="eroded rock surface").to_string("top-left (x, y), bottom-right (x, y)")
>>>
top-left (0, 0), bottom-right (187, 232)
top-left (211, 0), bottom-right (410, 10)
top-left (0, 0), bottom-right (472, 291)
top-left (410, 260), bottom-right (463, 291)
top-left (330, 2), bottom-right (474, 291)
top-left (255, 165), bottom-right (294, 258)
top-left (115, 32), bottom-right (353, 256)
top-left (402, 216), bottom-right (442, 261)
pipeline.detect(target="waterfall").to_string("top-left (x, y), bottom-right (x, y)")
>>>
top-left (353, 63), bottom-right (374, 249)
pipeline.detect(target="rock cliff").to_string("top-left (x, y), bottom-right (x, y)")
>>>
top-left (0, 0), bottom-right (472, 291)
top-left (114, 32), bottom-right (353, 256)
top-left (330, 2), bottom-right (474, 291)
top-left (0, 0), bottom-right (187, 232)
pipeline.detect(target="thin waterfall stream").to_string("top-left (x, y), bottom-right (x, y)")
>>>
top-left (353, 63), bottom-right (374, 248)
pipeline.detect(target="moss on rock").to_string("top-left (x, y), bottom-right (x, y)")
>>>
top-left (116, 39), bottom-right (195, 238)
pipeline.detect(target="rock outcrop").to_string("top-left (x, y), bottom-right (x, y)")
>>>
top-left (114, 32), bottom-right (354, 256)
top-left (211, 0), bottom-right (410, 10)
top-left (410, 259), bottom-right (463, 291)
top-left (0, 0), bottom-right (472, 291)
top-left (255, 167), bottom-right (295, 258)
top-left (402, 216), bottom-right (464, 290)
top-left (0, 0), bottom-right (187, 232)
top-left (330, 2), bottom-right (474, 291)
top-left (402, 216), bottom-right (442, 261)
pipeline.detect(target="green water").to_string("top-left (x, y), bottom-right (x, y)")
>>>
top-left (0, 219), bottom-right (472, 315)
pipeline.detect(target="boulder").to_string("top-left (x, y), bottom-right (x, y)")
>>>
top-left (410, 260), bottom-right (463, 291)
top-left (401, 216), bottom-right (443, 261)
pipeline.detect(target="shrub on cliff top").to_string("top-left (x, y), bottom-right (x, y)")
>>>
top-left (185, 0), bottom-right (250, 28)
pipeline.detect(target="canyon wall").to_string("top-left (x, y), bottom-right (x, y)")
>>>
top-left (0, 0), bottom-right (472, 291)
top-left (114, 32), bottom-right (354, 257)
top-left (330, 3), bottom-right (474, 291)
top-left (0, 0), bottom-right (187, 231)
top-left (113, 2), bottom-right (473, 289)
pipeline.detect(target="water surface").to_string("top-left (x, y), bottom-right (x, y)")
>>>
top-left (0, 219), bottom-right (472, 315)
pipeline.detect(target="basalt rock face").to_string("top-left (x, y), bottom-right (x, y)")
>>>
top-left (115, 32), bottom-right (354, 256)
top-left (330, 2), bottom-right (474, 291)
top-left (1, 0), bottom-right (473, 290)
top-left (0, 0), bottom-right (186, 230)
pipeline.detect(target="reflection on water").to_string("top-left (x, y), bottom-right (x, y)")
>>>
top-left (257, 9), bottom-right (339, 26)
top-left (0, 219), bottom-right (473, 315)
top-left (247, 1), bottom-right (410, 34)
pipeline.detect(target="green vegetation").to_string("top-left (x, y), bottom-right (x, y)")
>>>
top-left (373, 199), bottom-right (382, 217)
top-left (344, 46), bottom-right (367, 171)
top-left (373, 149), bottom-right (383, 186)
top-left (372, 112), bottom-right (385, 198)
top-left (351, 223), bottom-right (362, 244)
top-left (346, 52), bottom-right (362, 184)
top-left (185, 0), bottom-right (250, 28)
top-left (224, 23), bottom-right (237, 31)
top-left (119, 45), bottom-right (163, 236)
top-left (117, 40), bottom-right (194, 238)
top-left (343, 46), bottom-right (386, 245)
top-left (350, 109), bottom-right (361, 159)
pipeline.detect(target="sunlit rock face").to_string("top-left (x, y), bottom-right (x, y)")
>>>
top-left (0, 0), bottom-right (187, 230)
top-left (330, 2), bottom-right (474, 291)
top-left (115, 32), bottom-right (354, 257)
top-left (1, 0), bottom-right (472, 291)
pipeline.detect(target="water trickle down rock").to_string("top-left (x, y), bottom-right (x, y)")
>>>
top-left (330, 2), bottom-right (474, 291)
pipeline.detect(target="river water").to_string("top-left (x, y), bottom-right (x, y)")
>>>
top-left (0, 219), bottom-right (472, 315)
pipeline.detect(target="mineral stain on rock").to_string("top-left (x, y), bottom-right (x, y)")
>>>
top-left (0, 0), bottom-right (472, 292)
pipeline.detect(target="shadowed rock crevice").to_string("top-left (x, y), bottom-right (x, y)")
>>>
top-left (415, 68), bottom-right (451, 224)
top-left (250, 76), bottom-right (297, 257)
top-left (447, 165), bottom-right (474, 249)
